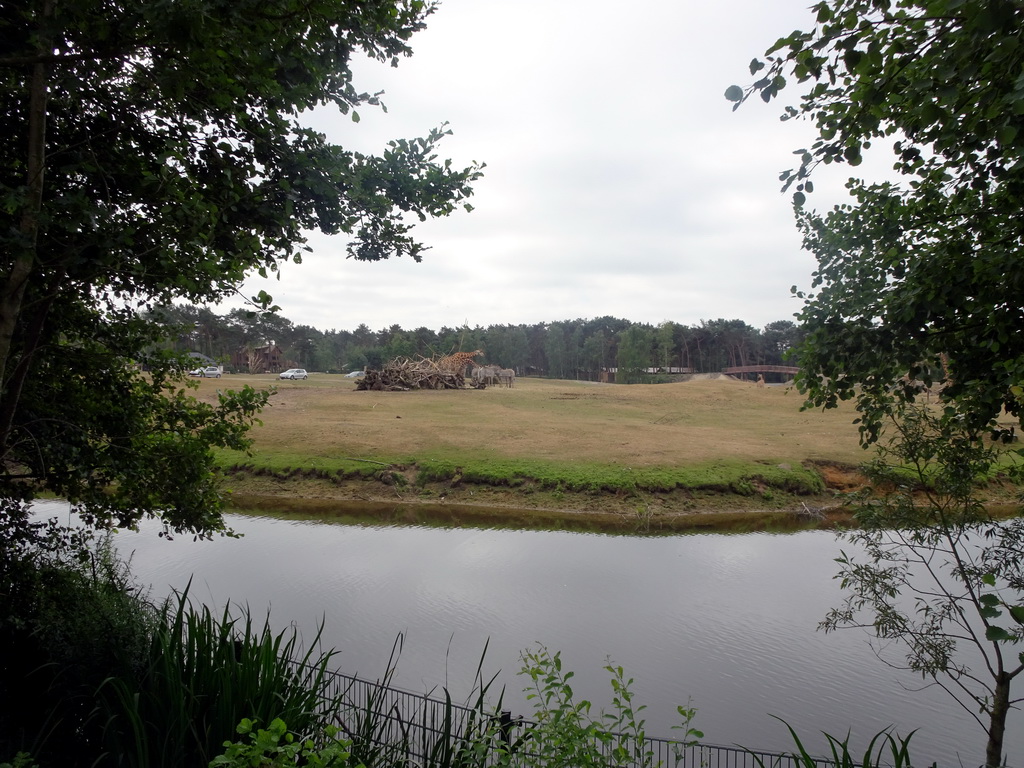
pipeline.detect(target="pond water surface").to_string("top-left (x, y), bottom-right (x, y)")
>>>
top-left (35, 500), bottom-right (1018, 768)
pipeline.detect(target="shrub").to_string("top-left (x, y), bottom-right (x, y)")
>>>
top-left (210, 718), bottom-right (356, 768)
top-left (0, 528), bottom-right (157, 765)
top-left (517, 645), bottom-right (702, 768)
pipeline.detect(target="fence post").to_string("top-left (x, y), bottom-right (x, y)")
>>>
top-left (499, 710), bottom-right (514, 747)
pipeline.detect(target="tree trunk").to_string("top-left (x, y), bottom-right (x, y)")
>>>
top-left (0, 3), bottom-right (50, 440)
top-left (0, 273), bottom-right (61, 453)
top-left (985, 670), bottom-right (1011, 768)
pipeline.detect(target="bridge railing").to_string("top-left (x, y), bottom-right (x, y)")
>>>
top-left (721, 366), bottom-right (800, 375)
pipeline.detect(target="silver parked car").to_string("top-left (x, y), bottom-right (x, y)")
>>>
top-left (279, 368), bottom-right (308, 380)
top-left (190, 366), bottom-right (222, 378)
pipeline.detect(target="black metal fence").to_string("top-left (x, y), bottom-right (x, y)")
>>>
top-left (318, 667), bottom-right (836, 768)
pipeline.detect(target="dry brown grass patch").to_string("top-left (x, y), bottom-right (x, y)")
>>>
top-left (195, 373), bottom-right (866, 467)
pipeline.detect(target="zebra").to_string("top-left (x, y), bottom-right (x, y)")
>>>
top-left (472, 364), bottom-right (501, 387)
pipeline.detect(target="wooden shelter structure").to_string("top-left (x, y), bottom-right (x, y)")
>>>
top-left (231, 343), bottom-right (285, 374)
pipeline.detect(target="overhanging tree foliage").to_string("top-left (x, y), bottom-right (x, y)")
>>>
top-left (727, 0), bottom-right (1024, 442)
top-left (730, 1), bottom-right (1024, 764)
top-left (821, 405), bottom-right (1023, 768)
top-left (0, 0), bottom-right (482, 537)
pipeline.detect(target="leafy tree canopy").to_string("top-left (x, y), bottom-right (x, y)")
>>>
top-left (728, 0), bottom-right (1024, 442)
top-left (0, 0), bottom-right (482, 538)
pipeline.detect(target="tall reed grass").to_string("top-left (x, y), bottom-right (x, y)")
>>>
top-left (743, 716), bottom-right (918, 768)
top-left (95, 583), bottom-right (345, 768)
top-left (2, 528), bottom-right (354, 768)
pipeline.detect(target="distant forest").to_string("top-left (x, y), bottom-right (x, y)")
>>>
top-left (155, 305), bottom-right (803, 381)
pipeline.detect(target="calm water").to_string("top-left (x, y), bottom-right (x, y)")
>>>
top-left (34, 501), bottom-right (1020, 767)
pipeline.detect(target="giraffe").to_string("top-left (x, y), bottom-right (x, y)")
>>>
top-left (939, 351), bottom-right (954, 390)
top-left (437, 349), bottom-right (482, 380)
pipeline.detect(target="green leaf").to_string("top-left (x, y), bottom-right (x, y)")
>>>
top-left (986, 626), bottom-right (1014, 642)
top-left (725, 85), bottom-right (744, 102)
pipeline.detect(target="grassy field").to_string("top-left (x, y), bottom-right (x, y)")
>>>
top-left (193, 373), bottom-right (878, 528)
top-left (207, 373), bottom-right (869, 465)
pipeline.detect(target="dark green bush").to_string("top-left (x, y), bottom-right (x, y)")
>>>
top-left (0, 518), bottom-right (346, 768)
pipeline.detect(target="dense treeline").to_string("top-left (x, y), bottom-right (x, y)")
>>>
top-left (153, 305), bottom-right (803, 380)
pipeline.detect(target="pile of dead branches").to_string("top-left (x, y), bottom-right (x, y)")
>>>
top-left (355, 356), bottom-right (468, 391)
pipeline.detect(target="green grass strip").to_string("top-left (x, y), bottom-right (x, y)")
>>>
top-left (215, 449), bottom-right (825, 496)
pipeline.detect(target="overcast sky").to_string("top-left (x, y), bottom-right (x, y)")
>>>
top-left (228, 0), bottom-right (862, 334)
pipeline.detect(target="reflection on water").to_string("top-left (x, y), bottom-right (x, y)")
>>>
top-left (33, 500), bottom-right (1020, 767)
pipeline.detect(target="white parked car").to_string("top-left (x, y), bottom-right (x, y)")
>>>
top-left (189, 366), bottom-right (222, 378)
top-left (279, 368), bottom-right (308, 380)
top-left (344, 370), bottom-right (365, 378)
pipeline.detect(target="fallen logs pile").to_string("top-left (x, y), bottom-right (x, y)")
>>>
top-left (355, 356), bottom-right (467, 391)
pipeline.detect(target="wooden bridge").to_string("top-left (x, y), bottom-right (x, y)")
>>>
top-left (722, 365), bottom-right (799, 381)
